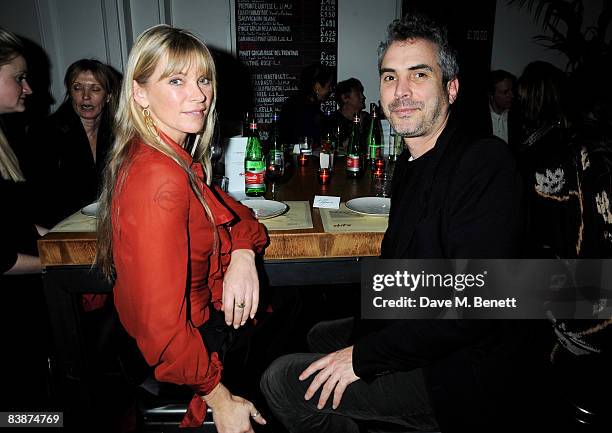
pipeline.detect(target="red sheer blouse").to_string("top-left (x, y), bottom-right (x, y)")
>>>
top-left (111, 134), bottom-right (267, 426)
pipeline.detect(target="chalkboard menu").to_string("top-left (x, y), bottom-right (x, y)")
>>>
top-left (235, 0), bottom-right (338, 126)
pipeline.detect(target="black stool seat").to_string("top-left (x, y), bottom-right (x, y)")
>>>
top-left (142, 404), bottom-right (215, 432)
top-left (135, 380), bottom-right (216, 432)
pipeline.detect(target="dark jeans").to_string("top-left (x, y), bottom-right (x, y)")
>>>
top-left (260, 318), bottom-right (439, 433)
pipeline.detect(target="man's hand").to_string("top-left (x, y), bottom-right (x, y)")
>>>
top-left (299, 346), bottom-right (359, 410)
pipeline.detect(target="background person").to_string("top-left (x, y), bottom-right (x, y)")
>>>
top-left (487, 69), bottom-right (516, 144)
top-left (279, 63), bottom-right (335, 146)
top-left (0, 26), bottom-right (50, 411)
top-left (25, 58), bottom-right (120, 228)
top-left (516, 59), bottom-right (612, 428)
top-left (332, 77), bottom-right (370, 151)
top-left (95, 25), bottom-right (268, 432)
top-left (515, 61), bottom-right (575, 258)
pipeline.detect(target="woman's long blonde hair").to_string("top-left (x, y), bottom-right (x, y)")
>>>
top-left (96, 25), bottom-right (218, 279)
top-left (0, 27), bottom-right (26, 182)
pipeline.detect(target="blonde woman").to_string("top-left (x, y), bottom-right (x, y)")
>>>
top-left (1, 27), bottom-right (52, 410)
top-left (0, 27), bottom-right (38, 276)
top-left (96, 25), bottom-right (268, 432)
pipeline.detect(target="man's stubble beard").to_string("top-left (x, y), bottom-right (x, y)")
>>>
top-left (387, 93), bottom-right (444, 138)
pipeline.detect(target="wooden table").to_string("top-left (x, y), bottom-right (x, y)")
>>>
top-left (38, 156), bottom-right (384, 266)
top-left (38, 155), bottom-right (388, 419)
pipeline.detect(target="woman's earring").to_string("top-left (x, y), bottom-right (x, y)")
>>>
top-left (142, 106), bottom-right (158, 136)
top-left (143, 106), bottom-right (154, 125)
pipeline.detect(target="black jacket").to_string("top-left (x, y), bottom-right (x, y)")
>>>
top-left (352, 117), bottom-right (554, 431)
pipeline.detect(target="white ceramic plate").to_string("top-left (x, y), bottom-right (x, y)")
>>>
top-left (345, 197), bottom-right (391, 216)
top-left (240, 200), bottom-right (288, 219)
top-left (81, 202), bottom-right (99, 217)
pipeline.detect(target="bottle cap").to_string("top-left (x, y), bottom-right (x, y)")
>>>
top-left (370, 103), bottom-right (378, 117)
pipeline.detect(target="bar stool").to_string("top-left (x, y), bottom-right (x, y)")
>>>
top-left (133, 377), bottom-right (217, 432)
top-left (113, 318), bottom-right (217, 432)
top-left (140, 404), bottom-right (216, 432)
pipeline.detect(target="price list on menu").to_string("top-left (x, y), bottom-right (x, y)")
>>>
top-left (235, 0), bottom-right (338, 125)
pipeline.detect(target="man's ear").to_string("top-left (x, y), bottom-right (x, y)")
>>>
top-left (132, 79), bottom-right (149, 108)
top-left (447, 78), bottom-right (459, 105)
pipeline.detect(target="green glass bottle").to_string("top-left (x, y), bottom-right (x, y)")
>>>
top-left (366, 103), bottom-right (383, 170)
top-left (244, 120), bottom-right (266, 197)
top-left (345, 113), bottom-right (363, 178)
top-left (393, 132), bottom-right (404, 161)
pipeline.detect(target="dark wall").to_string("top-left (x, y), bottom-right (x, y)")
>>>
top-left (401, 0), bottom-right (498, 130)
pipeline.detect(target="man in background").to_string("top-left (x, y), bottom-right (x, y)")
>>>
top-left (488, 69), bottom-right (516, 144)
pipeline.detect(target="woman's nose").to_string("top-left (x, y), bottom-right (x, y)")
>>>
top-left (22, 79), bottom-right (33, 95)
top-left (191, 83), bottom-right (206, 102)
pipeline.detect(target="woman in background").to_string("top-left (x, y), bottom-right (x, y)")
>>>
top-left (96, 25), bottom-right (268, 432)
top-left (517, 60), bottom-right (612, 427)
top-left (0, 26), bottom-right (50, 410)
top-left (516, 61), bottom-right (575, 258)
top-left (26, 58), bottom-right (120, 227)
top-left (332, 77), bottom-right (370, 151)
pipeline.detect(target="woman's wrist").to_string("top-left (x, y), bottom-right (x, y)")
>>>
top-left (202, 382), bottom-right (230, 408)
top-left (231, 249), bottom-right (255, 259)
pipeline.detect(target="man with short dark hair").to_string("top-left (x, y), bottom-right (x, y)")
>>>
top-left (487, 69), bottom-right (516, 143)
top-left (261, 14), bottom-right (550, 432)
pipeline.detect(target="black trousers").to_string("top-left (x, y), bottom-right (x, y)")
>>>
top-left (260, 317), bottom-right (439, 433)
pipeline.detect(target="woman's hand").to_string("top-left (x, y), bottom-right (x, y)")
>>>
top-left (204, 382), bottom-right (266, 433)
top-left (4, 253), bottom-right (42, 275)
top-left (222, 249), bottom-right (259, 328)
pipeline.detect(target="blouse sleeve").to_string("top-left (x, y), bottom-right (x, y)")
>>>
top-left (112, 159), bottom-right (222, 397)
top-left (214, 187), bottom-right (269, 253)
